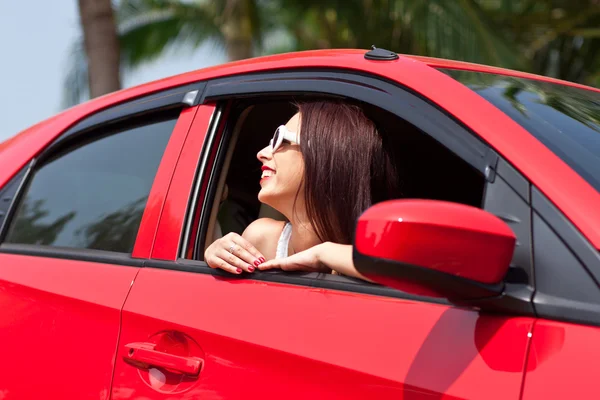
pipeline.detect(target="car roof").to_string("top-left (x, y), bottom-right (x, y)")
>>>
top-left (3, 48), bottom-right (597, 154)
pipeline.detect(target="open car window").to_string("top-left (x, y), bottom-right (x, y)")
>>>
top-left (196, 98), bottom-right (486, 257)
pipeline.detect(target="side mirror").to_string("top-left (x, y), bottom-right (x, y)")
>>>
top-left (353, 199), bottom-right (516, 301)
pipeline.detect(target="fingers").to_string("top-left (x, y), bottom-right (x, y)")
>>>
top-left (204, 233), bottom-right (266, 274)
top-left (257, 259), bottom-right (288, 271)
top-left (211, 255), bottom-right (245, 275)
top-left (230, 241), bottom-right (263, 268)
top-left (217, 249), bottom-right (255, 273)
top-left (231, 234), bottom-right (265, 264)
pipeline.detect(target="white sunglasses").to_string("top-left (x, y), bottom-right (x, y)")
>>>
top-left (270, 125), bottom-right (299, 152)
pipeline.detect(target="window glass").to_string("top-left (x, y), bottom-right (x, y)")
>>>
top-left (5, 118), bottom-right (176, 253)
top-left (442, 69), bottom-right (600, 193)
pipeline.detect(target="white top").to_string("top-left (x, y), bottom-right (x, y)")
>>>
top-left (275, 222), bottom-right (293, 259)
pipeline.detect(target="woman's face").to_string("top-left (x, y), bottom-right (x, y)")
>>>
top-left (256, 112), bottom-right (305, 213)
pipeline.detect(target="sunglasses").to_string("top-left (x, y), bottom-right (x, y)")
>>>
top-left (270, 125), bottom-right (299, 152)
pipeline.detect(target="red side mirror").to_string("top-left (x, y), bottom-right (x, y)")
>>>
top-left (353, 199), bottom-right (516, 300)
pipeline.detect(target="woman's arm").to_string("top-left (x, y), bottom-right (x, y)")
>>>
top-left (258, 241), bottom-right (374, 283)
top-left (316, 242), bottom-right (373, 282)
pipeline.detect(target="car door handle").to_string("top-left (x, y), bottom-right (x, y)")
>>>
top-left (123, 342), bottom-right (204, 376)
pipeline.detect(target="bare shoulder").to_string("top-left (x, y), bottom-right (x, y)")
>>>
top-left (242, 218), bottom-right (286, 244)
top-left (242, 218), bottom-right (287, 259)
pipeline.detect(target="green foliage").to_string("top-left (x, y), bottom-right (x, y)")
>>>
top-left (64, 0), bottom-right (600, 107)
top-left (479, 0), bottom-right (600, 85)
top-left (275, 0), bottom-right (523, 69)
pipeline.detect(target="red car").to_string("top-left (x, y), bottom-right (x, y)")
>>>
top-left (1, 48), bottom-right (599, 399)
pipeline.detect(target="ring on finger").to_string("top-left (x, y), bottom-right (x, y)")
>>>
top-left (228, 243), bottom-right (237, 254)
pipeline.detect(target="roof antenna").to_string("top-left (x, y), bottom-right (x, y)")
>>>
top-left (365, 46), bottom-right (399, 61)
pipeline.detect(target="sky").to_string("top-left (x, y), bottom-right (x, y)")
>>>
top-left (0, 1), bottom-right (226, 142)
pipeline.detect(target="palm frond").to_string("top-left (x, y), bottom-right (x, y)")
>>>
top-left (62, 39), bottom-right (89, 108)
top-left (118, 0), bottom-right (225, 68)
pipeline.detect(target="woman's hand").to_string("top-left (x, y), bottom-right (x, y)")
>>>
top-left (257, 244), bottom-right (330, 273)
top-left (204, 232), bottom-right (265, 274)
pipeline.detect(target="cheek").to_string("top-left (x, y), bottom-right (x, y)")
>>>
top-left (274, 154), bottom-right (304, 191)
top-left (284, 157), bottom-right (305, 187)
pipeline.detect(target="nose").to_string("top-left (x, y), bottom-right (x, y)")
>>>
top-left (257, 144), bottom-right (272, 162)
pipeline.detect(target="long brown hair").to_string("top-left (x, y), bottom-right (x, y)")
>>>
top-left (295, 100), bottom-right (400, 244)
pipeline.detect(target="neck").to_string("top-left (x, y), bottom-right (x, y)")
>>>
top-left (280, 201), bottom-right (321, 255)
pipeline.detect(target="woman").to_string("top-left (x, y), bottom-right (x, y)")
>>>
top-left (205, 100), bottom-right (400, 281)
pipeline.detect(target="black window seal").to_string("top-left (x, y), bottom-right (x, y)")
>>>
top-left (0, 243), bottom-right (145, 267)
top-left (192, 105), bottom-right (232, 260)
top-left (146, 258), bottom-right (537, 315)
top-left (0, 160), bottom-right (35, 244)
top-left (178, 104), bottom-right (225, 259)
top-left (199, 69), bottom-right (498, 180)
top-left (146, 258), bottom-right (451, 305)
top-left (43, 82), bottom-right (206, 158)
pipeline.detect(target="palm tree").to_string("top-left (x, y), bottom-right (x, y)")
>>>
top-left (64, 0), bottom-right (264, 106)
top-left (77, 0), bottom-right (121, 99)
top-left (64, 0), bottom-right (521, 106)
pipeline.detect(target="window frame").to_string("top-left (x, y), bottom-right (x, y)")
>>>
top-left (175, 68), bottom-right (537, 309)
top-left (0, 84), bottom-right (203, 264)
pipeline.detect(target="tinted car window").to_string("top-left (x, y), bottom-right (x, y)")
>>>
top-left (4, 118), bottom-right (176, 253)
top-left (442, 69), bottom-right (600, 193)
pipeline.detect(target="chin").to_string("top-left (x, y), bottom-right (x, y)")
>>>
top-left (257, 189), bottom-right (274, 206)
top-left (258, 190), bottom-right (286, 214)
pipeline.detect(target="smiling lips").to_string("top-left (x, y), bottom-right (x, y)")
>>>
top-left (261, 165), bottom-right (275, 181)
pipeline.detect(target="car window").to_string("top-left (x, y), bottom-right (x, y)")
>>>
top-left (4, 118), bottom-right (176, 253)
top-left (442, 69), bottom-right (600, 193)
top-left (193, 98), bottom-right (485, 260)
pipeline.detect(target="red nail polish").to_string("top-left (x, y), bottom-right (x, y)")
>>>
top-left (259, 257), bottom-right (265, 263)
top-left (254, 260), bottom-right (260, 266)
top-left (236, 268), bottom-right (242, 273)
top-left (248, 266), bottom-right (255, 272)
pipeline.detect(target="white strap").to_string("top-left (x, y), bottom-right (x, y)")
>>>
top-left (275, 222), bottom-right (292, 259)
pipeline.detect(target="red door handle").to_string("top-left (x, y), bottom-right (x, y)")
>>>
top-left (123, 342), bottom-right (204, 376)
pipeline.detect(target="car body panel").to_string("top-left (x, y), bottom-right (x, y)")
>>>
top-left (111, 267), bottom-right (534, 399)
top-left (521, 319), bottom-right (600, 399)
top-left (151, 104), bottom-right (217, 260)
top-left (132, 106), bottom-right (201, 259)
top-left (0, 253), bottom-right (138, 399)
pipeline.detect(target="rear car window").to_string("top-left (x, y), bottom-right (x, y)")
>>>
top-left (4, 118), bottom-right (176, 253)
top-left (442, 69), bottom-right (600, 193)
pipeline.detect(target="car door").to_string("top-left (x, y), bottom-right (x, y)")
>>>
top-left (0, 89), bottom-right (198, 399)
top-left (111, 71), bottom-right (536, 399)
